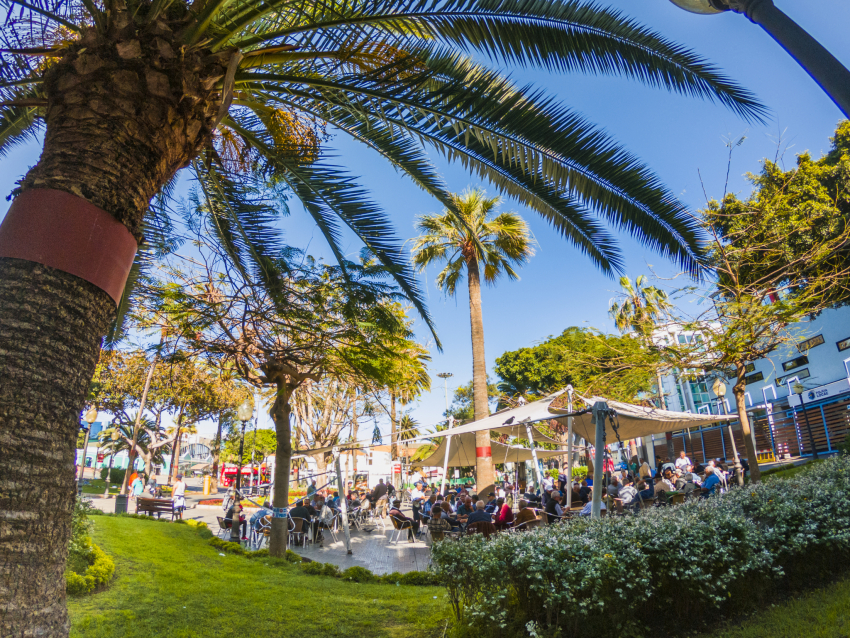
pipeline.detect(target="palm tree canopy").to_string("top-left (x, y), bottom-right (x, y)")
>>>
top-left (398, 414), bottom-right (420, 441)
top-left (1, 0), bottom-right (766, 336)
top-left (609, 274), bottom-right (673, 335)
top-left (412, 188), bottom-right (535, 295)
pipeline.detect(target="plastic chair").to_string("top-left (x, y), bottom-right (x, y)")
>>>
top-left (252, 515), bottom-right (271, 550)
top-left (389, 515), bottom-right (414, 544)
top-left (289, 517), bottom-right (309, 548)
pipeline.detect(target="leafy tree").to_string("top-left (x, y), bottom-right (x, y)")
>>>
top-left (446, 378), bottom-right (501, 425)
top-left (144, 227), bottom-right (419, 557)
top-left (413, 188), bottom-right (534, 493)
top-left (0, 0), bottom-right (766, 627)
top-left (222, 426), bottom-right (277, 466)
top-left (494, 327), bottom-right (659, 404)
top-left (709, 121), bottom-right (850, 310)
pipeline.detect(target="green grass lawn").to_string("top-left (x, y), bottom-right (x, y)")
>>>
top-left (78, 479), bottom-right (120, 495)
top-left (696, 577), bottom-right (850, 638)
top-left (68, 517), bottom-right (449, 638)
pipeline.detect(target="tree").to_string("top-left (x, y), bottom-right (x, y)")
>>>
top-left (495, 327), bottom-right (659, 404)
top-left (398, 414), bottom-right (421, 442)
top-left (144, 226), bottom-right (418, 557)
top-left (413, 188), bottom-right (535, 493)
top-left (609, 274), bottom-right (675, 456)
top-left (98, 417), bottom-right (171, 475)
top-left (446, 378), bottom-right (501, 425)
top-left (0, 0), bottom-right (765, 629)
top-left (222, 427), bottom-right (277, 466)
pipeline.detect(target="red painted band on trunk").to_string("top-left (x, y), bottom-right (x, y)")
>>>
top-left (476, 446), bottom-right (492, 458)
top-left (0, 189), bottom-right (137, 304)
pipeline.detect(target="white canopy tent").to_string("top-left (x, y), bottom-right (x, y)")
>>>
top-left (413, 431), bottom-right (568, 467)
top-left (549, 395), bottom-right (736, 445)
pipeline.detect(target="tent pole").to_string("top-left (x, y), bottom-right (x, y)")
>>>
top-left (333, 448), bottom-right (352, 555)
top-left (591, 402), bottom-right (607, 519)
top-left (440, 416), bottom-right (454, 497)
top-left (566, 385), bottom-right (574, 510)
top-left (526, 423), bottom-right (544, 489)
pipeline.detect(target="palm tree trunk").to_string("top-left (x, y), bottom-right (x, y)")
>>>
top-left (120, 353), bottom-right (158, 495)
top-left (466, 254), bottom-right (494, 495)
top-left (390, 392), bottom-right (398, 461)
top-left (0, 259), bottom-right (114, 638)
top-left (269, 381), bottom-right (295, 557)
top-left (733, 382), bottom-right (761, 482)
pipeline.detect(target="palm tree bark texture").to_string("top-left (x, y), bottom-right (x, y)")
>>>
top-left (0, 14), bottom-right (226, 636)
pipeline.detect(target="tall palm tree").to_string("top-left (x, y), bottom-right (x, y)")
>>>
top-left (412, 188), bottom-right (535, 494)
top-left (609, 275), bottom-right (673, 408)
top-left (0, 0), bottom-right (765, 630)
top-left (398, 414), bottom-right (421, 443)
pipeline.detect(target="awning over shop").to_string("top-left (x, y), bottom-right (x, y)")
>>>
top-left (549, 395), bottom-right (736, 445)
top-left (413, 432), bottom-right (568, 467)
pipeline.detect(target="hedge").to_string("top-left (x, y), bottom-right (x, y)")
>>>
top-left (431, 455), bottom-right (850, 637)
top-left (65, 499), bottom-right (115, 595)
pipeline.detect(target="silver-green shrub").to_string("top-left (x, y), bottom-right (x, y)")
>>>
top-left (431, 456), bottom-right (850, 636)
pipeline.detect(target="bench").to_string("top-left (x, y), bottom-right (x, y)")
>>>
top-left (136, 497), bottom-right (178, 520)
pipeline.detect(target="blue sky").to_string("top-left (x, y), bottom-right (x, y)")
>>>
top-left (2, 0), bottom-right (849, 439)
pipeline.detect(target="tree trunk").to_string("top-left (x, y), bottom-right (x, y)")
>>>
top-left (211, 412), bottom-right (224, 489)
top-left (733, 383), bottom-right (761, 482)
top-left (0, 258), bottom-right (114, 638)
top-left (269, 382), bottom-right (294, 557)
top-left (169, 404), bottom-right (185, 484)
top-left (390, 392), bottom-right (398, 461)
top-left (0, 16), bottom-right (231, 636)
top-left (465, 253), bottom-right (494, 496)
top-left (120, 354), bottom-right (158, 495)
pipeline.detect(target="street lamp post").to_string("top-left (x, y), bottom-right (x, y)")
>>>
top-left (668, 0), bottom-right (850, 118)
top-left (712, 379), bottom-right (744, 486)
top-left (437, 372), bottom-right (453, 415)
top-left (231, 399), bottom-right (254, 543)
top-left (437, 372), bottom-right (454, 495)
top-left (103, 428), bottom-right (121, 498)
top-left (78, 408), bottom-right (98, 489)
top-left (792, 383), bottom-right (820, 460)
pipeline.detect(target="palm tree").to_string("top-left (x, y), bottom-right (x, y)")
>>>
top-left (609, 274), bottom-right (674, 458)
top-left (0, 0), bottom-right (765, 630)
top-left (412, 188), bottom-right (535, 494)
top-left (398, 414), bottom-right (421, 443)
top-left (609, 275), bottom-right (673, 408)
top-left (99, 418), bottom-right (170, 477)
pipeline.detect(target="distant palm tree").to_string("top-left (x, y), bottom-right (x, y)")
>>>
top-left (99, 419), bottom-right (169, 475)
top-left (609, 275), bottom-right (673, 409)
top-left (413, 188), bottom-right (535, 494)
top-left (398, 415), bottom-right (421, 443)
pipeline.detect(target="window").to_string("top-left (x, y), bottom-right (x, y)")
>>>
top-left (837, 337), bottom-right (850, 352)
top-left (745, 371), bottom-right (764, 386)
top-left (797, 334), bottom-right (825, 353)
top-left (689, 376), bottom-right (711, 412)
top-left (782, 355), bottom-right (809, 372)
top-left (776, 368), bottom-right (811, 387)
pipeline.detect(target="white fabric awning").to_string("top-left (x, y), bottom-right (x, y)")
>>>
top-left (549, 395), bottom-right (735, 445)
top-left (413, 432), bottom-right (569, 467)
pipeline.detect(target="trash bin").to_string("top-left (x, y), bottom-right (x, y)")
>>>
top-left (202, 475), bottom-right (212, 495)
top-left (114, 494), bottom-right (129, 514)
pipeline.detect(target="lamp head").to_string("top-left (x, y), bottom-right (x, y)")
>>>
top-left (668, 0), bottom-right (728, 14)
top-left (792, 382), bottom-right (805, 395)
top-left (711, 378), bottom-right (727, 398)
top-left (83, 407), bottom-right (98, 424)
top-left (236, 399), bottom-right (254, 422)
top-left (437, 372), bottom-right (453, 379)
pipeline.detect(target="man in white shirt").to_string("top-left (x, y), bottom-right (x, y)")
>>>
top-left (172, 474), bottom-right (187, 519)
top-left (675, 451), bottom-right (692, 472)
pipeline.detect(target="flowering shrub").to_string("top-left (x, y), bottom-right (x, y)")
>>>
top-left (431, 456), bottom-right (850, 637)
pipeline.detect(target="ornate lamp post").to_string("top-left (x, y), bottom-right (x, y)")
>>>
top-left (230, 399), bottom-right (254, 542)
top-left (792, 382), bottom-right (819, 459)
top-left (667, 0), bottom-right (850, 118)
top-left (102, 428), bottom-right (121, 498)
top-left (78, 407), bottom-right (98, 485)
top-left (712, 379), bottom-right (744, 486)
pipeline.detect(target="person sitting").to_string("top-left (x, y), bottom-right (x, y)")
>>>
top-left (619, 479), bottom-right (639, 510)
top-left (544, 491), bottom-right (564, 524)
top-left (421, 494), bottom-right (437, 519)
top-left (579, 487), bottom-right (607, 517)
top-left (638, 458), bottom-right (652, 482)
top-left (249, 500), bottom-right (272, 533)
top-left (738, 453), bottom-right (750, 478)
top-left (570, 483), bottom-right (582, 506)
top-left (637, 481), bottom-right (654, 503)
top-left (465, 501), bottom-right (494, 525)
top-left (456, 497), bottom-right (474, 519)
top-left (224, 500), bottom-right (248, 540)
top-left (427, 508), bottom-right (452, 541)
top-left (607, 476), bottom-right (621, 498)
top-left (701, 466), bottom-right (722, 497)
top-left (437, 501), bottom-right (461, 531)
top-left (578, 480), bottom-right (591, 505)
top-left (494, 497), bottom-right (514, 530)
top-left (675, 450), bottom-right (692, 472)
top-left (388, 499), bottom-right (419, 541)
top-left (484, 493), bottom-right (498, 514)
top-left (514, 500), bottom-right (537, 528)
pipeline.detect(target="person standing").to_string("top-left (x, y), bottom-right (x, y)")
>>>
top-left (172, 473), bottom-right (187, 519)
top-left (307, 479), bottom-right (317, 499)
top-left (130, 474), bottom-right (145, 500)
